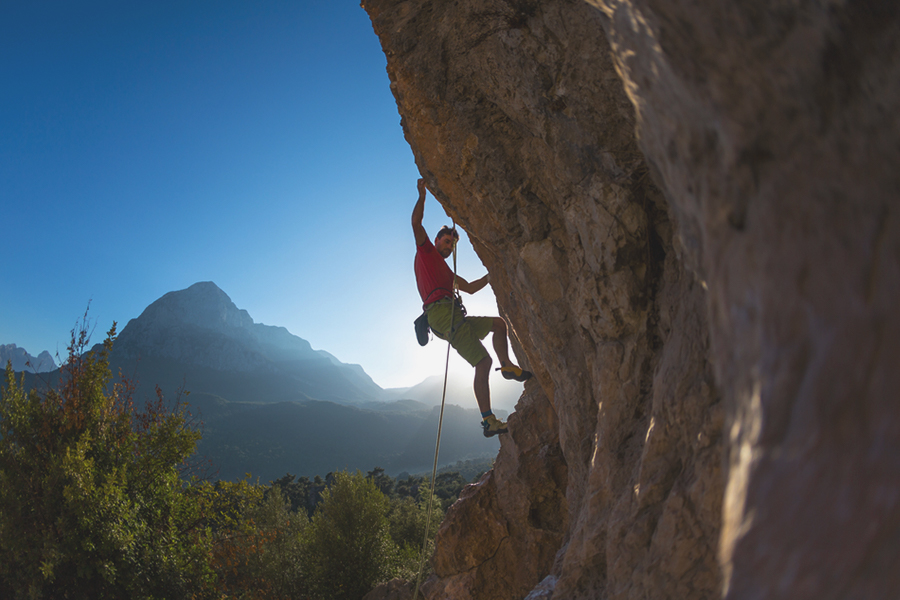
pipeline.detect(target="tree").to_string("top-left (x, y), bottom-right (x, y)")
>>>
top-left (386, 496), bottom-right (443, 580)
top-left (394, 474), bottom-right (425, 500)
top-left (366, 466), bottom-right (394, 496)
top-left (0, 321), bottom-right (212, 599)
top-left (432, 471), bottom-right (468, 510)
top-left (302, 471), bottom-right (396, 600)
top-left (244, 487), bottom-right (309, 599)
top-left (203, 479), bottom-right (309, 600)
top-left (271, 472), bottom-right (316, 517)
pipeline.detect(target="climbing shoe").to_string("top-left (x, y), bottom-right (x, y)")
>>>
top-left (497, 365), bottom-right (533, 382)
top-left (482, 414), bottom-right (509, 438)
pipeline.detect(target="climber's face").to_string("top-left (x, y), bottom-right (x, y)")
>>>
top-left (435, 232), bottom-right (457, 259)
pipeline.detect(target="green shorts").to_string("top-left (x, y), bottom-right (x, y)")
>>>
top-left (426, 300), bottom-right (494, 367)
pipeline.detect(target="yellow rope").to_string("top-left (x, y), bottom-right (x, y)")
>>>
top-left (412, 225), bottom-right (458, 600)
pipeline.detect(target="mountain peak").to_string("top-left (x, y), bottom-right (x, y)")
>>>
top-left (140, 281), bottom-right (253, 333)
top-left (111, 283), bottom-right (381, 404)
top-left (114, 282), bottom-right (264, 370)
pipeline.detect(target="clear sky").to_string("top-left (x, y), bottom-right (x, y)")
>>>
top-left (1, 0), bottom-right (517, 404)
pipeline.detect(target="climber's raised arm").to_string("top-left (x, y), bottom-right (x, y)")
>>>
top-left (412, 178), bottom-right (429, 247)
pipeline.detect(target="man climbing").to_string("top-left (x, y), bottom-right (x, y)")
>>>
top-left (412, 178), bottom-right (532, 438)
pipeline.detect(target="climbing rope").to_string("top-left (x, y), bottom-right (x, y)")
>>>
top-left (412, 224), bottom-right (458, 600)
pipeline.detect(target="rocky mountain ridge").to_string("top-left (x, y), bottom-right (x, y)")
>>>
top-left (110, 281), bottom-right (384, 404)
top-left (364, 1), bottom-right (899, 599)
top-left (0, 344), bottom-right (56, 373)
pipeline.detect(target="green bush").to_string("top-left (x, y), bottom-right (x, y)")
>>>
top-left (0, 320), bottom-right (467, 599)
top-left (386, 496), bottom-right (443, 580)
top-left (0, 323), bottom-right (212, 599)
top-left (302, 471), bottom-right (397, 600)
top-left (431, 471), bottom-right (468, 510)
top-left (203, 479), bottom-right (308, 599)
top-left (247, 487), bottom-right (309, 598)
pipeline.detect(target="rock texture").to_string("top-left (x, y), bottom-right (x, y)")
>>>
top-left (431, 385), bottom-right (567, 599)
top-left (589, 3), bottom-right (900, 599)
top-left (363, 0), bottom-right (899, 599)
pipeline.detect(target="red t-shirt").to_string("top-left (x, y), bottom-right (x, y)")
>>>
top-left (415, 239), bottom-right (454, 306)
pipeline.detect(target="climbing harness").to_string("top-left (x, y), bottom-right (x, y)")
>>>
top-left (412, 225), bottom-right (459, 600)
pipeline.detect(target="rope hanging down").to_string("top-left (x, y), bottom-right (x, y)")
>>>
top-left (412, 223), bottom-right (459, 600)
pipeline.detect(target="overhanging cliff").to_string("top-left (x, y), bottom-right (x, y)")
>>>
top-left (363, 1), bottom-right (900, 599)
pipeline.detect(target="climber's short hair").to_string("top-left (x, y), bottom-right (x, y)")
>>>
top-left (436, 226), bottom-right (459, 241)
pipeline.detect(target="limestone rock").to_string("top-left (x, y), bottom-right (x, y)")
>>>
top-left (364, 0), bottom-right (899, 599)
top-left (590, 2), bottom-right (900, 599)
top-left (365, 1), bottom-right (722, 598)
top-left (429, 385), bottom-right (566, 600)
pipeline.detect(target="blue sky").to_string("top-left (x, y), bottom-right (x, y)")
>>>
top-left (1, 0), bottom-right (517, 403)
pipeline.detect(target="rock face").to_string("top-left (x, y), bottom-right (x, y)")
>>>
top-left (431, 384), bottom-right (568, 599)
top-left (363, 1), bottom-right (899, 599)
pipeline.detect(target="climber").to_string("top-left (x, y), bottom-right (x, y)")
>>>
top-left (412, 178), bottom-right (532, 438)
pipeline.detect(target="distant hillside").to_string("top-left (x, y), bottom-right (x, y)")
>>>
top-left (0, 344), bottom-right (56, 373)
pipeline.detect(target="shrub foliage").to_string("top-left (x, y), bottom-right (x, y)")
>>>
top-left (0, 320), bottom-right (476, 599)
top-left (0, 323), bottom-right (210, 599)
